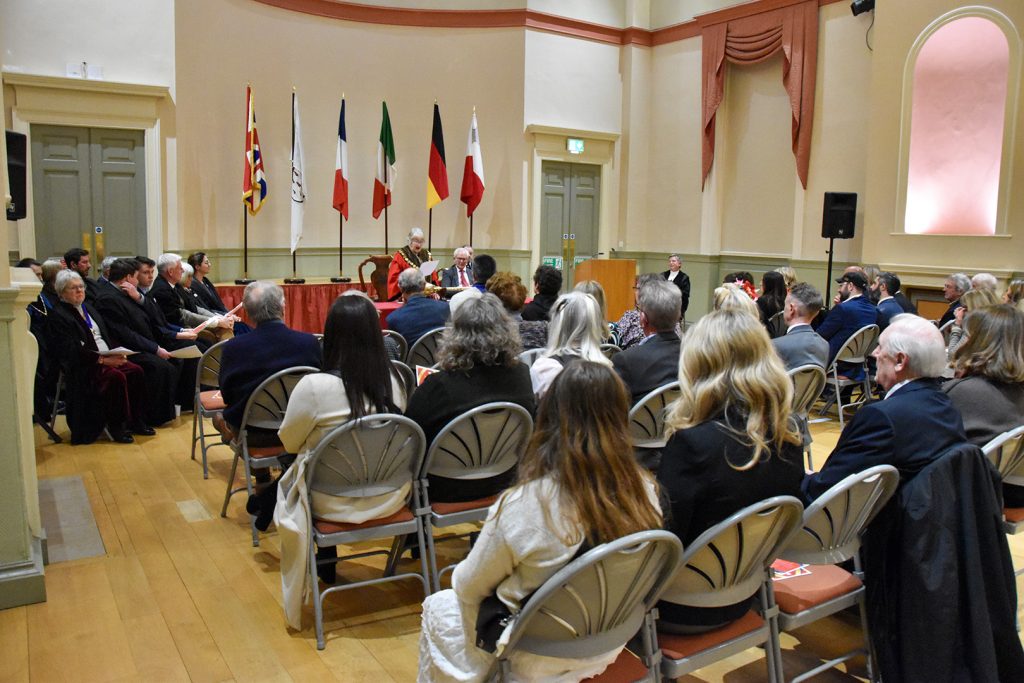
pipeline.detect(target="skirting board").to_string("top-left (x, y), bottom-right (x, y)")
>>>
top-left (0, 536), bottom-right (46, 609)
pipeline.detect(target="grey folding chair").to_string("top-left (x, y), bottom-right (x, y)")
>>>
top-left (390, 359), bottom-right (416, 403)
top-left (517, 348), bottom-right (545, 367)
top-left (219, 366), bottom-right (318, 546)
top-left (190, 339), bottom-right (230, 479)
top-left (656, 496), bottom-right (804, 683)
top-left (628, 381), bottom-right (680, 449)
top-left (407, 326), bottom-right (446, 369)
top-left (305, 414), bottom-right (429, 649)
top-left (936, 319), bottom-right (955, 345)
top-left (819, 324), bottom-right (879, 429)
top-left (787, 364), bottom-right (827, 470)
top-left (767, 310), bottom-right (786, 339)
top-left (770, 465), bottom-right (899, 683)
top-left (983, 425), bottom-right (1024, 574)
top-left (383, 329), bottom-right (408, 362)
top-left (49, 370), bottom-right (66, 437)
top-left (490, 530), bottom-right (684, 683)
top-left (600, 343), bottom-right (622, 360)
top-left (418, 402), bottom-right (533, 592)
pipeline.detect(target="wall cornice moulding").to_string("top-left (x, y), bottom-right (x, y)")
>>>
top-left (251, 0), bottom-right (847, 47)
top-left (1, 72), bottom-right (169, 99)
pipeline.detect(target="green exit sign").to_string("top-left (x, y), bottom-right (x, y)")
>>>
top-left (542, 256), bottom-right (563, 269)
top-left (567, 138), bottom-right (584, 154)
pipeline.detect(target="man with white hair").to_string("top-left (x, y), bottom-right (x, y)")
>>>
top-left (440, 246), bottom-right (473, 290)
top-left (801, 314), bottom-right (966, 502)
top-left (938, 272), bottom-right (971, 326)
top-left (971, 272), bottom-right (998, 291)
top-left (385, 267), bottom-right (450, 346)
top-left (150, 253), bottom-right (210, 328)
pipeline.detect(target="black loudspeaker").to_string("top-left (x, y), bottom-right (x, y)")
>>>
top-left (6, 131), bottom-right (27, 221)
top-left (822, 192), bottom-right (857, 239)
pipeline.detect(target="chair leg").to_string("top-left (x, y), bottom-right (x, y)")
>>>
top-left (761, 580), bottom-right (784, 683)
top-left (424, 520), bottom-right (442, 593)
top-left (310, 536), bottom-right (326, 650)
top-left (190, 396), bottom-right (199, 462)
top-left (383, 535), bottom-right (405, 577)
top-left (243, 459), bottom-right (259, 547)
top-left (804, 445), bottom-right (814, 472)
top-left (197, 409), bottom-right (210, 479)
top-left (416, 519), bottom-right (433, 596)
top-left (220, 451), bottom-right (240, 517)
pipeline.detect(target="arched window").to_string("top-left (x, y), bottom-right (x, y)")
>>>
top-left (901, 11), bottom-right (1019, 235)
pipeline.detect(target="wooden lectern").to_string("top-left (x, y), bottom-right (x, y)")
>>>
top-left (574, 258), bottom-right (637, 321)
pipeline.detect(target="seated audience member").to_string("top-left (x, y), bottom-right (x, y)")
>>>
top-left (16, 257), bottom-right (42, 281)
top-left (723, 271), bottom-right (757, 300)
top-left (439, 246), bottom-right (473, 290)
top-left (93, 258), bottom-right (180, 427)
top-left (151, 253), bottom-right (219, 329)
top-left (756, 270), bottom-right (787, 328)
top-left (661, 254), bottom-right (691, 319)
top-left (530, 291), bottom-right (612, 397)
top-left (772, 282), bottom-right (829, 370)
top-left (27, 258), bottom-right (63, 419)
top-left (874, 271), bottom-right (906, 331)
top-left (574, 280), bottom-right (615, 343)
top-left (775, 266), bottom-right (797, 291)
top-left (616, 273), bottom-right (661, 350)
top-left (386, 268), bottom-right (451, 347)
top-left (612, 279), bottom-right (682, 404)
top-left (418, 361), bottom-right (662, 681)
top-left (521, 264), bottom-right (562, 322)
top-left (214, 281), bottom-right (322, 446)
top-left (46, 270), bottom-right (151, 444)
top-left (449, 254), bottom-right (496, 314)
top-left (713, 282), bottom-right (760, 318)
top-left (656, 308), bottom-right (803, 632)
top-left (35, 258), bottom-right (63, 313)
top-left (180, 262), bottom-right (241, 338)
top-left (272, 294), bottom-right (405, 620)
top-left (98, 256), bottom-right (116, 286)
top-left (64, 247), bottom-right (98, 303)
top-left (938, 272), bottom-right (971, 326)
top-left (816, 271), bottom-right (877, 378)
top-left (187, 252), bottom-right (226, 311)
top-left (801, 314), bottom-right (966, 502)
top-left (405, 294), bottom-right (535, 502)
top-left (945, 305), bottom-right (1024, 504)
top-left (972, 272), bottom-right (998, 291)
top-left (862, 265), bottom-right (881, 304)
top-left (131, 255), bottom-right (202, 350)
top-left (945, 287), bottom-right (1000, 362)
top-left (486, 271), bottom-right (547, 350)
top-left (1003, 279), bottom-right (1024, 312)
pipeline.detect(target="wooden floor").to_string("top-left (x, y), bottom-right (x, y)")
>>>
top-left (5, 414), bottom-right (1024, 682)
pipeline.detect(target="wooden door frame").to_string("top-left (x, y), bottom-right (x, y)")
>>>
top-left (4, 73), bottom-right (169, 260)
top-left (526, 125), bottom-right (618, 273)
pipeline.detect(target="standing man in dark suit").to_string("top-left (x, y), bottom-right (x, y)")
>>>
top-left (938, 272), bottom-right (971, 326)
top-left (612, 279), bottom-right (682, 404)
top-left (816, 271), bottom-right (877, 377)
top-left (661, 254), bottom-right (691, 320)
top-left (801, 314), bottom-right (966, 502)
top-left (772, 283), bottom-right (829, 370)
top-left (385, 268), bottom-right (451, 346)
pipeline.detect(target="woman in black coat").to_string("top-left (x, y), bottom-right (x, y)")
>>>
top-left (187, 252), bottom-right (227, 312)
top-left (656, 307), bottom-right (804, 632)
top-left (46, 270), bottom-right (151, 444)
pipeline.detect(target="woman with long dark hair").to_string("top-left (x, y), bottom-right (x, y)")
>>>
top-left (756, 270), bottom-right (787, 326)
top-left (418, 361), bottom-right (662, 681)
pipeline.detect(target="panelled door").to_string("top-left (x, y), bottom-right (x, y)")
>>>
top-left (31, 125), bottom-right (147, 270)
top-left (540, 161), bottom-right (600, 287)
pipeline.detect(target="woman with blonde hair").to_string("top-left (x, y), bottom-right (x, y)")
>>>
top-left (713, 282), bottom-right (760, 318)
top-left (418, 361), bottom-right (662, 681)
top-left (574, 279), bottom-right (614, 342)
top-left (656, 308), bottom-right (803, 632)
top-left (530, 291), bottom-right (612, 396)
top-left (774, 266), bottom-right (798, 291)
top-left (1003, 279), bottom-right (1024, 312)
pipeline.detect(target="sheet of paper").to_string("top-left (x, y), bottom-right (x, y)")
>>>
top-left (226, 302), bottom-right (243, 316)
top-left (415, 365), bottom-right (439, 386)
top-left (168, 345), bottom-right (203, 359)
top-left (420, 260), bottom-right (439, 277)
top-left (99, 347), bottom-right (137, 356)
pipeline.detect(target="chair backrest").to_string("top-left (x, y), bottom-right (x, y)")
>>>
top-left (781, 465), bottom-right (899, 565)
top-left (661, 496), bottom-right (804, 608)
top-left (239, 366), bottom-right (319, 432)
top-left (518, 347), bottom-right (545, 367)
top-left (383, 329), bottom-right (409, 362)
top-left (390, 359), bottom-right (416, 403)
top-left (407, 326), bottom-right (446, 369)
top-left (788, 364), bottom-right (827, 417)
top-left (600, 343), bottom-right (622, 360)
top-left (982, 425), bottom-right (1024, 483)
top-left (767, 310), bottom-right (786, 339)
top-left (628, 381), bottom-right (681, 444)
top-left (195, 339), bottom-right (230, 389)
top-left (502, 530), bottom-right (683, 660)
top-left (937, 319), bottom-right (955, 344)
top-left (306, 413), bottom-right (427, 499)
top-left (832, 324), bottom-right (879, 366)
top-left (421, 402), bottom-right (533, 482)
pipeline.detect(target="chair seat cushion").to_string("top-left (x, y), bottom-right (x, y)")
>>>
top-left (1004, 507), bottom-right (1024, 523)
top-left (315, 506), bottom-right (414, 534)
top-left (199, 390), bottom-right (225, 411)
top-left (431, 495), bottom-right (499, 516)
top-left (248, 445), bottom-right (287, 459)
top-left (772, 564), bottom-right (862, 614)
top-left (583, 649), bottom-right (648, 681)
top-left (659, 609), bottom-right (764, 659)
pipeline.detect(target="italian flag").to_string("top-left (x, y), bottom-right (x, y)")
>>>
top-left (373, 101), bottom-right (396, 219)
top-left (460, 111), bottom-right (485, 217)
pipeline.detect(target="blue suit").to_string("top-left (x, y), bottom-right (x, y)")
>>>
top-left (876, 297), bottom-right (903, 331)
top-left (386, 295), bottom-right (450, 346)
top-left (801, 378), bottom-right (966, 502)
top-left (219, 319), bottom-right (322, 429)
top-left (815, 294), bottom-right (877, 379)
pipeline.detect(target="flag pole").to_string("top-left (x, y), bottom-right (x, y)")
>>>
top-left (236, 83), bottom-right (255, 284)
top-left (384, 204), bottom-right (389, 254)
top-left (331, 213), bottom-right (348, 282)
top-left (469, 213), bottom-right (473, 247)
top-left (285, 88), bottom-right (304, 284)
top-left (428, 208), bottom-right (433, 251)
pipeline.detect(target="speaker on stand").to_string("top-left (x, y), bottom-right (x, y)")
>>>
top-left (821, 192), bottom-right (857, 306)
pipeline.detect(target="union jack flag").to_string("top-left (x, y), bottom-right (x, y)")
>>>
top-left (243, 85), bottom-right (267, 215)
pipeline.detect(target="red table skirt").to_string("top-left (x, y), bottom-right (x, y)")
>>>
top-left (216, 281), bottom-right (402, 333)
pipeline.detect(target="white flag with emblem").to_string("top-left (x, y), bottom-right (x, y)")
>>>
top-left (290, 92), bottom-right (305, 253)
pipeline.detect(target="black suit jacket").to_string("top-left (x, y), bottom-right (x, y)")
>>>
top-left (611, 331), bottom-right (681, 404)
top-left (440, 264), bottom-right (473, 288)
top-left (150, 275), bottom-right (186, 326)
top-left (660, 270), bottom-right (691, 317)
top-left (938, 299), bottom-right (963, 327)
top-left (801, 378), bottom-right (966, 502)
top-left (521, 293), bottom-right (558, 322)
top-left (94, 283), bottom-right (162, 354)
top-left (191, 277), bottom-right (227, 313)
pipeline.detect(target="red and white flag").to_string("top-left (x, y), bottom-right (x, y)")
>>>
top-left (460, 111), bottom-right (485, 217)
top-left (332, 98), bottom-right (349, 219)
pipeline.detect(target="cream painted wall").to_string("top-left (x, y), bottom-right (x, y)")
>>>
top-left (175, 0), bottom-right (526, 256)
top-left (527, 0), bottom-right (626, 28)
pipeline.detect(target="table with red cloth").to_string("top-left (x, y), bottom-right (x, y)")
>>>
top-left (216, 281), bottom-right (403, 333)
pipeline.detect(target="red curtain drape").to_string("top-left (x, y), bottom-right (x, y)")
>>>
top-left (701, 0), bottom-right (818, 189)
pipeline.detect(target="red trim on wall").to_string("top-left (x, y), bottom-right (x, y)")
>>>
top-left (251, 0), bottom-right (851, 47)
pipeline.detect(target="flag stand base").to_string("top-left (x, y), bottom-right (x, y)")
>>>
top-left (330, 276), bottom-right (351, 283)
top-left (284, 277), bottom-right (306, 284)
top-left (234, 278), bottom-right (255, 285)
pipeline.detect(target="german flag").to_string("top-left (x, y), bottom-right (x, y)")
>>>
top-left (426, 103), bottom-right (449, 210)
